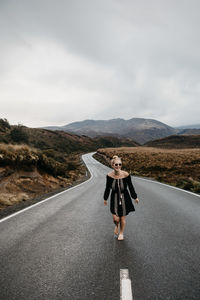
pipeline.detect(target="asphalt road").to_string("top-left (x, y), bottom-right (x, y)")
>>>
top-left (0, 153), bottom-right (200, 300)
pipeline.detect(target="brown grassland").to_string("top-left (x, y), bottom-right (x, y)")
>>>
top-left (95, 147), bottom-right (200, 193)
top-left (0, 118), bottom-right (139, 211)
top-left (0, 143), bottom-right (86, 210)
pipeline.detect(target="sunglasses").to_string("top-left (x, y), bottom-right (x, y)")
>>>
top-left (114, 163), bottom-right (122, 166)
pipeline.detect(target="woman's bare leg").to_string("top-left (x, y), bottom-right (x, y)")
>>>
top-left (119, 216), bottom-right (126, 234)
top-left (112, 214), bottom-right (120, 235)
top-left (118, 216), bottom-right (126, 240)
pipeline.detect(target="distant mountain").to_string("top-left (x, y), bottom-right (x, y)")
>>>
top-left (178, 129), bottom-right (200, 135)
top-left (0, 121), bottom-right (139, 152)
top-left (144, 135), bottom-right (200, 149)
top-left (176, 124), bottom-right (200, 129)
top-left (43, 118), bottom-right (178, 144)
top-left (0, 119), bottom-right (139, 211)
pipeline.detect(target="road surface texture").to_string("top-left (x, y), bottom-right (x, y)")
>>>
top-left (0, 153), bottom-right (200, 300)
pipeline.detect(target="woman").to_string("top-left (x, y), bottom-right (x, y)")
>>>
top-left (104, 155), bottom-right (139, 240)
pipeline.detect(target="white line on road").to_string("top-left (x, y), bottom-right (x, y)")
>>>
top-left (120, 269), bottom-right (133, 300)
top-left (0, 154), bottom-right (94, 224)
top-left (133, 176), bottom-right (200, 198)
top-left (101, 158), bottom-right (200, 198)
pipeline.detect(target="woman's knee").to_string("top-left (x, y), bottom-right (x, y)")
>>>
top-left (120, 216), bottom-right (126, 224)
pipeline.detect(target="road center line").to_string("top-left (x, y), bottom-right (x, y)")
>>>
top-left (120, 269), bottom-right (133, 300)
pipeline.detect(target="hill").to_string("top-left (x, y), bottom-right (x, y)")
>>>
top-left (0, 143), bottom-right (86, 211)
top-left (43, 117), bottom-right (178, 144)
top-left (176, 124), bottom-right (200, 129)
top-left (0, 119), bottom-right (138, 211)
top-left (0, 122), bottom-right (139, 152)
top-left (144, 135), bottom-right (200, 149)
top-left (178, 129), bottom-right (200, 135)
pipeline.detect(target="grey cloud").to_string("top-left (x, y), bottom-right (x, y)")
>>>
top-left (0, 0), bottom-right (200, 127)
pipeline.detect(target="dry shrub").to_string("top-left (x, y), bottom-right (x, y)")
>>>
top-left (97, 147), bottom-right (200, 193)
top-left (0, 143), bottom-right (79, 178)
top-left (0, 192), bottom-right (29, 207)
top-left (0, 143), bottom-right (39, 168)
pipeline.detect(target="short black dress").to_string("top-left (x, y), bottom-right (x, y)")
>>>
top-left (103, 174), bottom-right (137, 217)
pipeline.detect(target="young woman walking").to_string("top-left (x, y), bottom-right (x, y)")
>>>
top-left (104, 155), bottom-right (139, 240)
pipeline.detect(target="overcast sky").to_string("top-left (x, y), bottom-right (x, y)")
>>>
top-left (1, 0), bottom-right (200, 128)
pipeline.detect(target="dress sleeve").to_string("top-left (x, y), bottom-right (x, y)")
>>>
top-left (127, 175), bottom-right (137, 199)
top-left (104, 175), bottom-right (111, 200)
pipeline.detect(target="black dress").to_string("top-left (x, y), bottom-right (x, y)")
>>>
top-left (103, 174), bottom-right (137, 217)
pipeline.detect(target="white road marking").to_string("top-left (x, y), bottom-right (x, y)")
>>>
top-left (133, 176), bottom-right (200, 198)
top-left (1, 152), bottom-right (199, 224)
top-left (120, 269), bottom-right (133, 300)
top-left (101, 158), bottom-right (200, 198)
top-left (0, 154), bottom-right (94, 224)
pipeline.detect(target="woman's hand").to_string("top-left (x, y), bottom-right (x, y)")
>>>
top-left (104, 200), bottom-right (108, 206)
top-left (134, 198), bottom-right (139, 204)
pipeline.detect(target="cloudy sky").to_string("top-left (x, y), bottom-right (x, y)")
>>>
top-left (1, 0), bottom-right (200, 128)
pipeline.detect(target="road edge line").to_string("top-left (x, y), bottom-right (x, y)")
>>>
top-left (133, 176), bottom-right (200, 198)
top-left (0, 153), bottom-right (94, 224)
top-left (92, 154), bottom-right (200, 198)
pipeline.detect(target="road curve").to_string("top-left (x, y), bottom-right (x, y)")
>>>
top-left (0, 153), bottom-right (200, 300)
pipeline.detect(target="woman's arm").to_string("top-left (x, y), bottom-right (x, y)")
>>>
top-left (103, 175), bottom-right (111, 202)
top-left (127, 175), bottom-right (138, 199)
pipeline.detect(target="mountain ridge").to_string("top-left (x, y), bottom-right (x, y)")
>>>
top-left (42, 117), bottom-right (177, 144)
top-left (144, 134), bottom-right (200, 149)
top-left (176, 124), bottom-right (200, 129)
top-left (0, 118), bottom-right (139, 211)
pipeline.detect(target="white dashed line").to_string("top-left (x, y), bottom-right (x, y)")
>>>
top-left (120, 269), bottom-right (133, 300)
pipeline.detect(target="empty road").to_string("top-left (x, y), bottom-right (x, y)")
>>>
top-left (0, 153), bottom-right (200, 299)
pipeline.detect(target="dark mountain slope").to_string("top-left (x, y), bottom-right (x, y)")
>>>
top-left (0, 121), bottom-right (139, 153)
top-left (43, 117), bottom-right (178, 144)
top-left (0, 119), bottom-right (139, 211)
top-left (144, 134), bottom-right (200, 149)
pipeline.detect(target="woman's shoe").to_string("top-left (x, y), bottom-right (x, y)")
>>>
top-left (114, 233), bottom-right (118, 238)
top-left (118, 234), bottom-right (124, 241)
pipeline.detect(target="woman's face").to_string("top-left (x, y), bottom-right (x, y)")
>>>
top-left (113, 159), bottom-right (122, 171)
